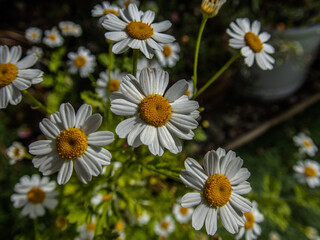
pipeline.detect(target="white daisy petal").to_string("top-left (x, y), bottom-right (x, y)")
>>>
top-left (171, 96), bottom-right (199, 114)
top-left (9, 87), bottom-right (22, 105)
top-left (0, 86), bottom-right (10, 109)
top-left (87, 131), bottom-right (115, 146)
top-left (181, 192), bottom-right (202, 208)
top-left (184, 158), bottom-right (207, 184)
top-left (120, 77), bottom-right (145, 104)
top-left (43, 198), bottom-right (58, 209)
top-left (57, 160), bottom-right (73, 185)
top-left (152, 32), bottom-right (175, 44)
top-left (9, 46), bottom-right (22, 63)
top-left (115, 116), bottom-right (139, 138)
top-left (29, 140), bottom-right (55, 156)
top-left (251, 20), bottom-right (261, 35)
top-left (75, 104), bottom-right (92, 128)
top-left (82, 152), bottom-right (103, 176)
top-left (12, 77), bottom-right (31, 90)
top-left (151, 21), bottom-right (172, 32)
top-left (112, 38), bottom-right (131, 54)
top-left (192, 204), bottom-right (209, 230)
top-left (142, 10), bottom-right (155, 24)
top-left (205, 208), bottom-right (218, 235)
top-left (259, 32), bottom-right (271, 42)
top-left (180, 170), bottom-right (203, 191)
top-left (105, 31), bottom-right (128, 41)
top-left (16, 54), bottom-right (38, 69)
top-left (128, 3), bottom-right (141, 21)
top-left (140, 125), bottom-right (157, 145)
top-left (164, 79), bottom-right (188, 102)
top-left (59, 103), bottom-right (76, 129)
top-left (230, 168), bottom-right (251, 185)
top-left (220, 205), bottom-right (239, 234)
top-left (39, 119), bottom-right (60, 139)
top-left (74, 157), bottom-right (92, 184)
top-left (230, 193), bottom-right (252, 213)
top-left (203, 150), bottom-right (219, 176)
top-left (81, 114), bottom-right (102, 135)
top-left (233, 181), bottom-right (252, 195)
top-left (110, 98), bottom-right (138, 115)
top-left (86, 146), bottom-right (112, 165)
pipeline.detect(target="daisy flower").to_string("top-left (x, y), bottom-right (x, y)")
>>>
top-left (113, 220), bottom-right (126, 240)
top-left (95, 69), bottom-right (126, 102)
top-left (0, 45), bottom-right (43, 109)
top-left (154, 215), bottom-right (175, 237)
top-left (136, 210), bottom-right (150, 226)
top-left (293, 132), bottom-right (318, 157)
top-left (117, 0), bottom-right (140, 9)
top-left (43, 28), bottom-right (64, 48)
top-left (110, 67), bottom-right (199, 156)
top-left (25, 27), bottom-right (42, 44)
top-left (92, 1), bottom-right (120, 22)
top-left (184, 80), bottom-right (194, 99)
top-left (136, 57), bottom-right (162, 78)
top-left (67, 47), bottom-right (96, 78)
top-left (293, 160), bottom-right (320, 188)
top-left (155, 42), bottom-right (180, 68)
top-left (11, 174), bottom-right (58, 219)
top-left (75, 216), bottom-right (96, 240)
top-left (91, 192), bottom-right (112, 206)
top-left (180, 148), bottom-right (252, 235)
top-left (173, 202), bottom-right (193, 223)
top-left (236, 201), bottom-right (264, 240)
top-left (102, 3), bottom-right (175, 59)
top-left (27, 46), bottom-right (44, 59)
top-left (29, 103), bottom-right (114, 185)
top-left (59, 21), bottom-right (82, 37)
top-left (227, 18), bottom-right (275, 70)
top-left (6, 141), bottom-right (26, 165)
top-left (201, 0), bottom-right (226, 18)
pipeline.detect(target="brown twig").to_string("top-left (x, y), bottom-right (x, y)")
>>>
top-left (224, 92), bottom-right (320, 150)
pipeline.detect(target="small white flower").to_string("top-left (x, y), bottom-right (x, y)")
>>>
top-left (227, 18), bottom-right (275, 70)
top-left (117, 0), bottom-right (140, 9)
top-left (154, 215), bottom-right (175, 237)
top-left (75, 217), bottom-right (96, 240)
top-left (91, 192), bottom-right (112, 206)
top-left (180, 148), bottom-right (252, 235)
top-left (27, 46), bottom-right (44, 59)
top-left (102, 3), bottom-right (175, 59)
top-left (136, 210), bottom-right (150, 226)
top-left (6, 141), bottom-right (26, 165)
top-left (136, 57), bottom-right (162, 78)
top-left (293, 133), bottom-right (318, 157)
top-left (155, 42), bottom-right (180, 68)
top-left (294, 160), bottom-right (320, 188)
top-left (236, 201), bottom-right (264, 240)
top-left (92, 1), bottom-right (120, 23)
top-left (173, 202), bottom-right (193, 223)
top-left (29, 103), bottom-right (114, 185)
top-left (0, 45), bottom-right (43, 109)
top-left (25, 27), bottom-right (42, 44)
top-left (67, 47), bottom-right (96, 78)
top-left (59, 21), bottom-right (82, 37)
top-left (113, 220), bottom-right (125, 239)
top-left (110, 68), bottom-right (199, 156)
top-left (184, 80), bottom-right (194, 99)
top-left (43, 29), bottom-right (64, 48)
top-left (95, 69), bottom-right (126, 102)
top-left (11, 174), bottom-right (58, 219)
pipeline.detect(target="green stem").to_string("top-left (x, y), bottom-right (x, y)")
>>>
top-left (132, 49), bottom-right (139, 77)
top-left (108, 43), bottom-right (114, 80)
top-left (22, 90), bottom-right (52, 114)
top-left (193, 51), bottom-right (241, 99)
top-left (33, 218), bottom-right (41, 240)
top-left (192, 16), bottom-right (208, 96)
top-left (138, 162), bottom-right (182, 183)
top-left (88, 74), bottom-right (97, 87)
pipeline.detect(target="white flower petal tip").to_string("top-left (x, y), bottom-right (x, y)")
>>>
top-left (227, 18), bottom-right (275, 70)
top-left (29, 103), bottom-right (114, 185)
top-left (180, 148), bottom-right (252, 235)
top-left (110, 68), bottom-right (199, 156)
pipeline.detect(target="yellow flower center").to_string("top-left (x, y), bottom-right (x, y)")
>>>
top-left (201, 0), bottom-right (216, 15)
top-left (27, 187), bottom-right (46, 204)
top-left (184, 90), bottom-right (191, 97)
top-left (74, 56), bottom-right (87, 68)
top-left (48, 34), bottom-right (57, 41)
top-left (86, 222), bottom-right (96, 231)
top-left (126, 21), bottom-right (154, 40)
top-left (244, 212), bottom-right (255, 229)
top-left (114, 220), bottom-right (124, 231)
top-left (304, 166), bottom-right (317, 177)
top-left (179, 206), bottom-right (189, 215)
top-left (303, 140), bottom-right (312, 148)
top-left (163, 45), bottom-right (172, 57)
top-left (160, 220), bottom-right (169, 230)
top-left (108, 79), bottom-right (120, 92)
top-left (139, 94), bottom-right (172, 127)
top-left (244, 32), bottom-right (263, 53)
top-left (104, 9), bottom-right (119, 16)
top-left (0, 63), bottom-right (18, 87)
top-left (203, 174), bottom-right (232, 207)
top-left (31, 32), bottom-right (38, 39)
top-left (56, 128), bottom-right (88, 160)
